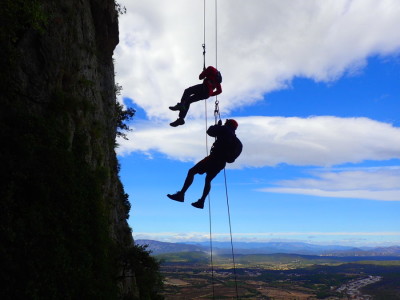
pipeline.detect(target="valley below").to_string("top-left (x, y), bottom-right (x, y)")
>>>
top-left (156, 252), bottom-right (400, 299)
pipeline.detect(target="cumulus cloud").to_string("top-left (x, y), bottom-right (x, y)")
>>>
top-left (114, 0), bottom-right (400, 119)
top-left (259, 166), bottom-right (400, 201)
top-left (117, 116), bottom-right (400, 168)
top-left (114, 1), bottom-right (400, 203)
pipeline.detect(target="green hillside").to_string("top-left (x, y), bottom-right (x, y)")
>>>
top-left (156, 251), bottom-right (400, 269)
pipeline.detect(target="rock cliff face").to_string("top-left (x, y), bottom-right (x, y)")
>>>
top-left (0, 0), bottom-right (140, 298)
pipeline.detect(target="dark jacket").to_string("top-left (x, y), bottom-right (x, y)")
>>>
top-left (207, 124), bottom-right (236, 160)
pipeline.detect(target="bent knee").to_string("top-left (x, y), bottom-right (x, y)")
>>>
top-left (188, 167), bottom-right (197, 176)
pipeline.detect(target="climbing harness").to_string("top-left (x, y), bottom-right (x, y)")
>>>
top-left (203, 1), bottom-right (239, 299)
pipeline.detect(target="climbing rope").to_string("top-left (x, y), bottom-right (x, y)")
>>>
top-left (202, 1), bottom-right (206, 70)
top-left (202, 44), bottom-right (206, 71)
top-left (203, 1), bottom-right (216, 298)
top-left (213, 0), bottom-right (219, 112)
top-left (214, 0), bottom-right (218, 70)
top-left (204, 94), bottom-right (216, 300)
top-left (223, 167), bottom-right (239, 298)
top-left (203, 1), bottom-right (239, 298)
top-left (213, 0), bottom-right (239, 297)
top-left (214, 95), bottom-right (239, 299)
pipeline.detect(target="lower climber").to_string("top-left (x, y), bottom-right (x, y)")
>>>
top-left (167, 119), bottom-right (241, 209)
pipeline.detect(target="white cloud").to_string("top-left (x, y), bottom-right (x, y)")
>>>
top-left (263, 187), bottom-right (400, 201)
top-left (117, 116), bottom-right (400, 168)
top-left (114, 1), bottom-right (400, 203)
top-left (114, 0), bottom-right (400, 119)
top-left (259, 166), bottom-right (400, 201)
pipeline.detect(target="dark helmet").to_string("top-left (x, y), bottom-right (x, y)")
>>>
top-left (226, 119), bottom-right (238, 130)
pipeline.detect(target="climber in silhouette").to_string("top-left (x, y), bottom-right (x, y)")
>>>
top-left (167, 119), bottom-right (240, 209)
top-left (169, 66), bottom-right (222, 127)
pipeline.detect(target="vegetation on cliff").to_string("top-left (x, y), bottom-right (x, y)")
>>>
top-left (0, 0), bottom-right (163, 299)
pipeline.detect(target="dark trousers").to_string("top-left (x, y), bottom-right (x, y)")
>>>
top-left (180, 156), bottom-right (226, 203)
top-left (179, 83), bottom-right (209, 119)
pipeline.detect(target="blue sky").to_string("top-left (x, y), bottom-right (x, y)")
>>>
top-left (114, 0), bottom-right (400, 246)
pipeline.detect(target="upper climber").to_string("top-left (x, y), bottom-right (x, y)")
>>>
top-left (169, 66), bottom-right (222, 127)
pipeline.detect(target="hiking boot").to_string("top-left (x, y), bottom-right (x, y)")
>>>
top-left (191, 200), bottom-right (204, 209)
top-left (170, 118), bottom-right (185, 127)
top-left (169, 103), bottom-right (183, 111)
top-left (167, 191), bottom-right (184, 202)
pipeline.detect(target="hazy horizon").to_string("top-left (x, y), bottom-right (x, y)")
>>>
top-left (134, 235), bottom-right (400, 248)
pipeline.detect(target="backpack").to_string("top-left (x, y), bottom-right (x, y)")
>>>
top-left (216, 70), bottom-right (222, 84)
top-left (225, 135), bottom-right (242, 163)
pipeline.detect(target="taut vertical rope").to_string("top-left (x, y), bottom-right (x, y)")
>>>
top-left (215, 0), bottom-right (218, 69)
top-left (204, 1), bottom-right (238, 298)
top-left (202, 0), bottom-right (206, 71)
top-left (214, 1), bottom-right (239, 298)
top-left (205, 98), bottom-right (215, 300)
top-left (214, 0), bottom-right (218, 107)
top-left (223, 168), bottom-right (239, 298)
top-left (203, 1), bottom-right (215, 298)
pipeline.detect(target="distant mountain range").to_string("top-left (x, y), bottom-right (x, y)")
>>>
top-left (136, 239), bottom-right (400, 257)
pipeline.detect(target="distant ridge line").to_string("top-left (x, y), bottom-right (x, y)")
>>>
top-left (135, 239), bottom-right (400, 257)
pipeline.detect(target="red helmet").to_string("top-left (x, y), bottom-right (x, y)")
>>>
top-left (226, 119), bottom-right (238, 130)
